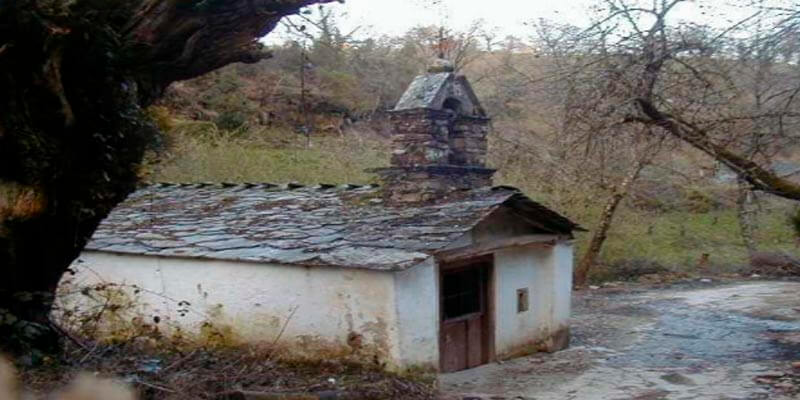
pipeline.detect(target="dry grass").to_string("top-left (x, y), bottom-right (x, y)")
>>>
top-left (13, 342), bottom-right (435, 400)
top-left (151, 124), bottom-right (389, 185)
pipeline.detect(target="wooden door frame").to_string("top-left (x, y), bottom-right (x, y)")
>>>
top-left (438, 255), bottom-right (495, 371)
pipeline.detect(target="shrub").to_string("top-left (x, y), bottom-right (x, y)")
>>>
top-left (683, 187), bottom-right (721, 213)
top-left (215, 111), bottom-right (248, 132)
top-left (54, 267), bottom-right (238, 351)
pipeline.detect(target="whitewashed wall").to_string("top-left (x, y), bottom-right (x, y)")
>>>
top-left (552, 242), bottom-right (574, 330)
top-left (493, 245), bottom-right (571, 358)
top-left (494, 246), bottom-right (550, 354)
top-left (466, 206), bottom-right (574, 359)
top-left (62, 252), bottom-right (402, 366)
top-left (393, 258), bottom-right (439, 369)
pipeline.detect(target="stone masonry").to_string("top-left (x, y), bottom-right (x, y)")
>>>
top-left (373, 60), bottom-right (495, 204)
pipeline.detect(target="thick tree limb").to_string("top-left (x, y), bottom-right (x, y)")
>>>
top-left (634, 98), bottom-right (800, 201)
top-left (120, 0), bottom-right (336, 101)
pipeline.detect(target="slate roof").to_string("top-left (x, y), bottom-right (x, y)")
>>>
top-left (86, 183), bottom-right (579, 271)
top-left (394, 70), bottom-right (487, 117)
top-left (394, 72), bottom-right (452, 111)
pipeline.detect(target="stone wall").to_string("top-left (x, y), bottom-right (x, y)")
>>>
top-left (389, 110), bottom-right (489, 168)
top-left (380, 103), bottom-right (493, 204)
top-left (449, 117), bottom-right (489, 166)
top-left (374, 166), bottom-right (494, 204)
top-left (389, 109), bottom-right (451, 167)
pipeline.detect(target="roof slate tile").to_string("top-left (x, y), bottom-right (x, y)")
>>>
top-left (86, 184), bottom-right (579, 271)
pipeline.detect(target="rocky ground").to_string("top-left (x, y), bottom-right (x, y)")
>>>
top-left (440, 279), bottom-right (800, 400)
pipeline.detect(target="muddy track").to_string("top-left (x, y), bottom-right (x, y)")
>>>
top-left (441, 280), bottom-right (800, 400)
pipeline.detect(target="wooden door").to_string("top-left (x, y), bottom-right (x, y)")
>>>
top-left (440, 260), bottom-right (492, 372)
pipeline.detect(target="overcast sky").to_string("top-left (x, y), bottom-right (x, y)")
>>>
top-left (266, 0), bottom-right (788, 44)
top-left (325, 0), bottom-right (599, 37)
top-left (268, 0), bottom-right (595, 42)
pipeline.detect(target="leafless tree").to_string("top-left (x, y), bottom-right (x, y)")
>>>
top-left (499, 18), bottom-right (674, 286)
top-left (588, 0), bottom-right (800, 200)
top-left (404, 23), bottom-right (484, 72)
top-left (507, 0), bottom-right (800, 283)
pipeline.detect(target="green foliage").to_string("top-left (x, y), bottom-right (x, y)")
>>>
top-left (316, 68), bottom-right (373, 113)
top-left (214, 111), bottom-right (247, 131)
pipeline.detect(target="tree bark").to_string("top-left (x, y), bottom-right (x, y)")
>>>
top-left (574, 157), bottom-right (647, 288)
top-left (0, 0), bottom-right (331, 355)
top-left (736, 178), bottom-right (759, 260)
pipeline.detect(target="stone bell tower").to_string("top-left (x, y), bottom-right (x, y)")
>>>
top-left (372, 59), bottom-right (495, 204)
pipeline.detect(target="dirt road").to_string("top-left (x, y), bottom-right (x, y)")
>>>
top-left (440, 280), bottom-right (800, 400)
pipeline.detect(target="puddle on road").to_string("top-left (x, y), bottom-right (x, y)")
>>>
top-left (606, 299), bottom-right (800, 369)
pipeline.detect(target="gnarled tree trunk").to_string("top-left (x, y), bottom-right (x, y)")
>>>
top-left (0, 0), bottom-right (331, 355)
top-left (574, 156), bottom-right (648, 288)
top-left (736, 178), bottom-right (759, 261)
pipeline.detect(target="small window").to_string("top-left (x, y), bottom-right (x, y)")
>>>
top-left (517, 288), bottom-right (529, 313)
